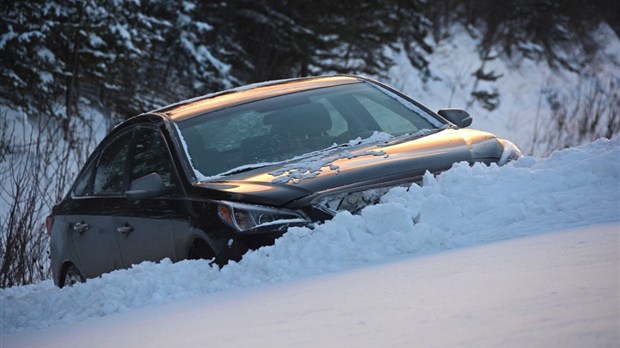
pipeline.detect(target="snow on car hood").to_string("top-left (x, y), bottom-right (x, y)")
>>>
top-left (196, 128), bottom-right (504, 206)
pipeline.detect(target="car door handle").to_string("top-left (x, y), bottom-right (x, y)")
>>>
top-left (117, 223), bottom-right (133, 235)
top-left (73, 222), bottom-right (89, 234)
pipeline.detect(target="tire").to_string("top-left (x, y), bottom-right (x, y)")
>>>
top-left (61, 264), bottom-right (85, 288)
top-left (187, 239), bottom-right (215, 260)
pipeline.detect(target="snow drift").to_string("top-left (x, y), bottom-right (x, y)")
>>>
top-left (2, 136), bottom-right (619, 333)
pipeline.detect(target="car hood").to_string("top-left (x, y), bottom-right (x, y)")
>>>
top-left (195, 129), bottom-right (504, 206)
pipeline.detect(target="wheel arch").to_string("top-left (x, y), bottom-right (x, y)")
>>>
top-left (58, 260), bottom-right (81, 288)
top-left (184, 228), bottom-right (219, 261)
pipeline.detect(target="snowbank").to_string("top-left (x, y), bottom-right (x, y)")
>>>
top-left (2, 136), bottom-right (619, 333)
top-left (4, 224), bottom-right (617, 348)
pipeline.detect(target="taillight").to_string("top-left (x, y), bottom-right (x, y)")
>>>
top-left (46, 215), bottom-right (54, 236)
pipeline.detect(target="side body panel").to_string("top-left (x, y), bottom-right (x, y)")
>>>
top-left (114, 198), bottom-right (177, 268)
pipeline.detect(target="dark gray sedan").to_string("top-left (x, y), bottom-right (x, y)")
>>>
top-left (47, 75), bottom-right (521, 287)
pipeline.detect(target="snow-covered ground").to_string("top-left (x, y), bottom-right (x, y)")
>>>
top-left (3, 224), bottom-right (618, 348)
top-left (1, 135), bottom-right (618, 346)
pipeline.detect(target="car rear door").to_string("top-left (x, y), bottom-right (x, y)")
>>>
top-left (70, 130), bottom-right (133, 278)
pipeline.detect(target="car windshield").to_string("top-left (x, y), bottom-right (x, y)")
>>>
top-left (176, 81), bottom-right (444, 178)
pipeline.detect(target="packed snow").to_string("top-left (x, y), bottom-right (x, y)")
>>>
top-left (269, 147), bottom-right (386, 184)
top-left (2, 135), bottom-right (618, 338)
top-left (3, 224), bottom-right (617, 348)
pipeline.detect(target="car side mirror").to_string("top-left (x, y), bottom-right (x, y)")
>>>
top-left (437, 109), bottom-right (473, 128)
top-left (125, 173), bottom-right (174, 200)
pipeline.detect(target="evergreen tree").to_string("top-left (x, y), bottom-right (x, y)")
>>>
top-left (432, 0), bottom-right (613, 71)
top-left (0, 0), bottom-right (235, 124)
top-left (215, 0), bottom-right (433, 82)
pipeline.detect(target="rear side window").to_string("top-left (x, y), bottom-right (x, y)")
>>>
top-left (130, 128), bottom-right (173, 185)
top-left (93, 131), bottom-right (132, 194)
top-left (72, 160), bottom-right (95, 196)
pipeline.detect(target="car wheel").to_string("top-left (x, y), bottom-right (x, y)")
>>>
top-left (188, 239), bottom-right (215, 260)
top-left (62, 264), bottom-right (85, 288)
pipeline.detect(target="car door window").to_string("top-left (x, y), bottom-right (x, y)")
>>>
top-left (72, 160), bottom-right (95, 196)
top-left (93, 131), bottom-right (132, 194)
top-left (130, 128), bottom-right (173, 185)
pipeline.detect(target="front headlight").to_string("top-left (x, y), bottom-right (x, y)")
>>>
top-left (498, 140), bottom-right (522, 165)
top-left (217, 201), bottom-right (309, 233)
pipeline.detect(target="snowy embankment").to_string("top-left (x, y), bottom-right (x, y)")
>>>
top-left (4, 224), bottom-right (618, 348)
top-left (2, 136), bottom-right (619, 335)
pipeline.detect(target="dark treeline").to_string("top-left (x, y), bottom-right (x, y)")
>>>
top-left (1, 0), bottom-right (615, 129)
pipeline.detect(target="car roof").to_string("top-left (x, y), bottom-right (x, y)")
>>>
top-left (152, 75), bottom-right (362, 121)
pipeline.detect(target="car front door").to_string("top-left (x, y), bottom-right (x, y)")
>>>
top-left (116, 127), bottom-right (177, 268)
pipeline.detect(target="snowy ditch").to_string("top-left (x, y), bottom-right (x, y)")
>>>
top-left (2, 136), bottom-right (619, 333)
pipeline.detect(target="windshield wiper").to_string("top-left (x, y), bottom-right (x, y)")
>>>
top-left (382, 127), bottom-right (448, 145)
top-left (222, 143), bottom-right (352, 177)
top-left (221, 128), bottom-right (450, 177)
top-left (220, 163), bottom-right (272, 176)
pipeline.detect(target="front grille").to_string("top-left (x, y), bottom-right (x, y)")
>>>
top-left (312, 180), bottom-right (420, 215)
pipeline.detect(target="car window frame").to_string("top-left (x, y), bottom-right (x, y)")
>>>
top-left (71, 158), bottom-right (97, 198)
top-left (90, 128), bottom-right (135, 197)
top-left (69, 116), bottom-right (187, 200)
top-left (167, 119), bottom-right (201, 184)
top-left (70, 129), bottom-right (136, 199)
top-left (127, 125), bottom-right (180, 194)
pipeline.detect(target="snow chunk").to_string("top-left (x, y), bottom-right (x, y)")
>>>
top-left (36, 48), bottom-right (55, 62)
top-left (38, 71), bottom-right (53, 83)
top-left (270, 148), bottom-right (385, 184)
